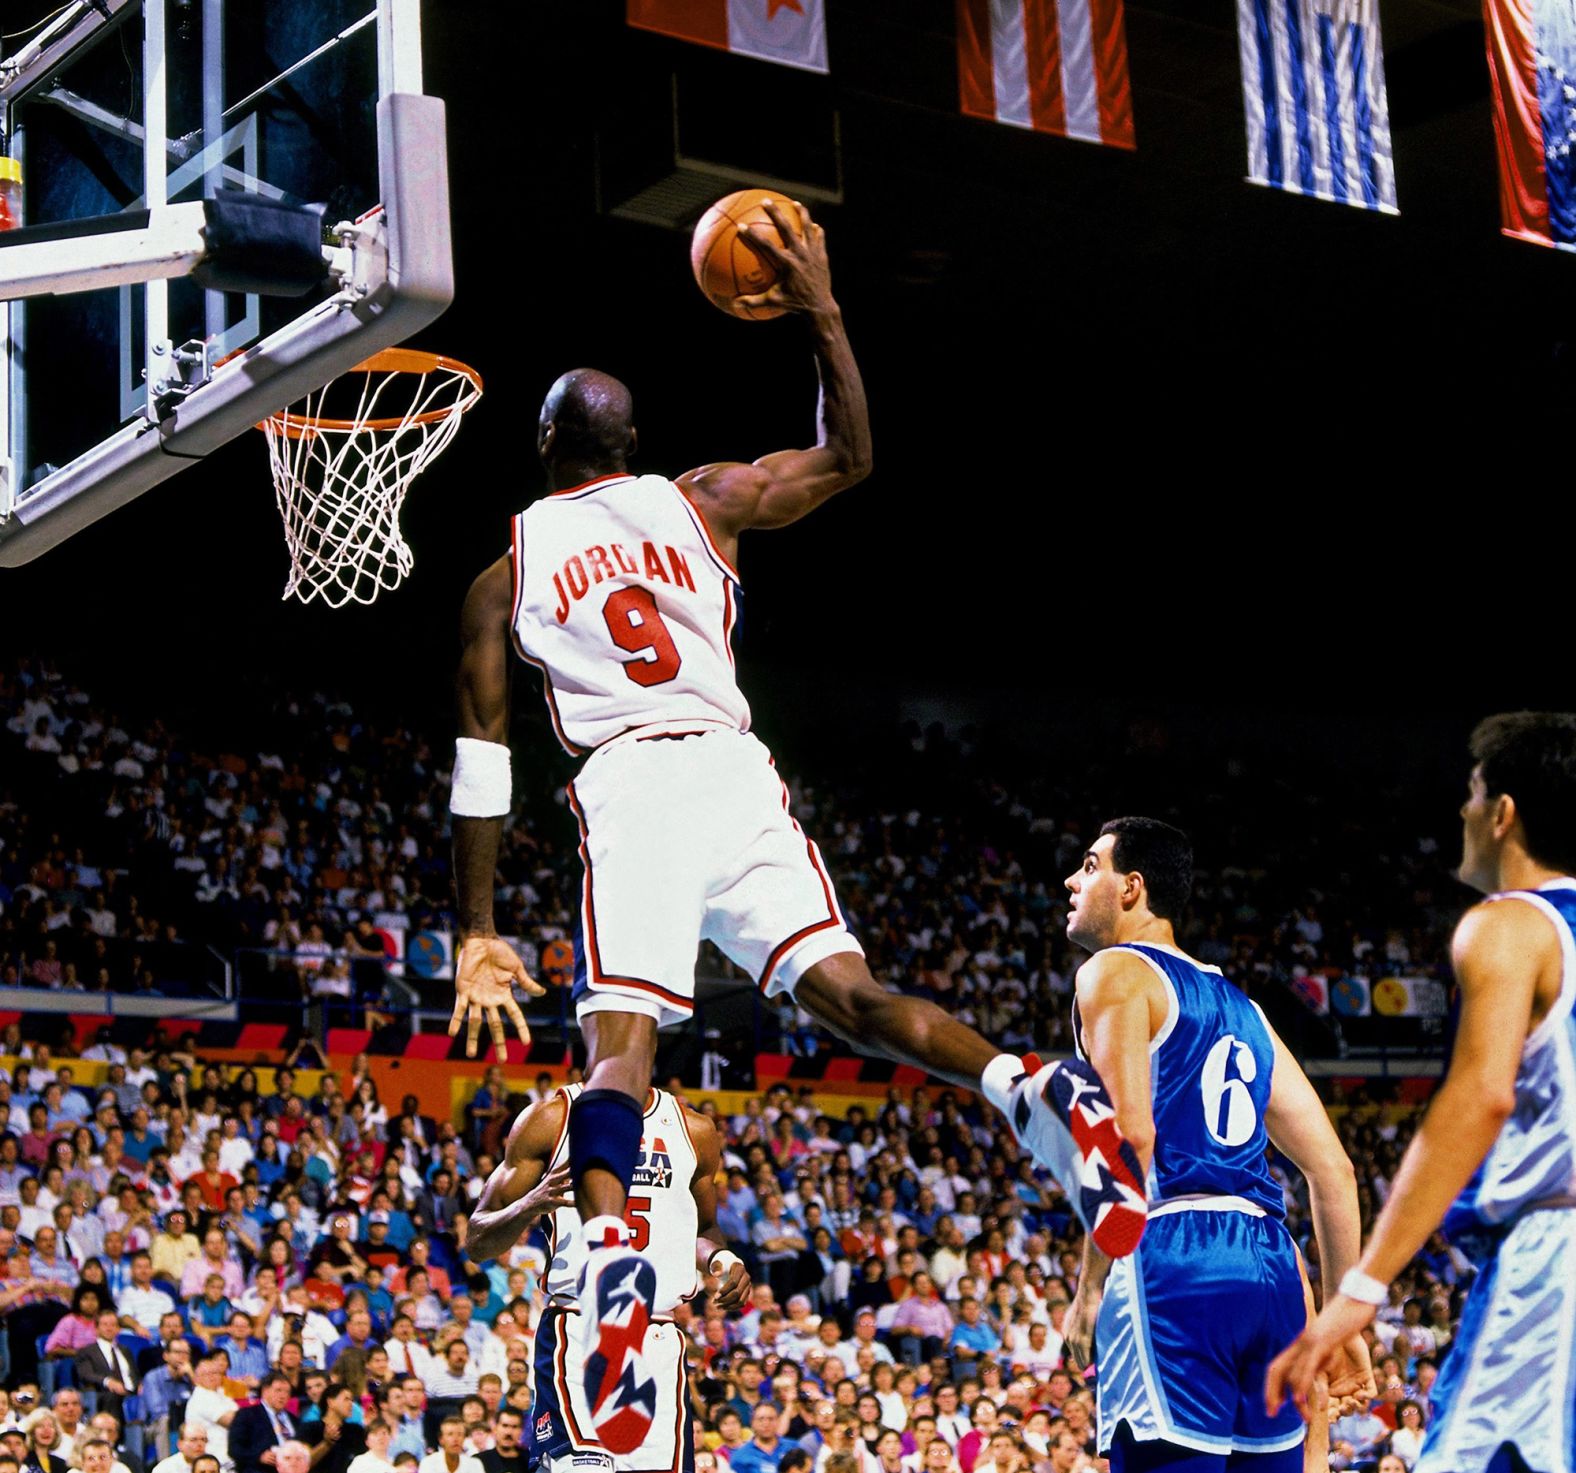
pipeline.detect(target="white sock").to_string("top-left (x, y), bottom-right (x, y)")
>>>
top-left (583, 1214), bottom-right (630, 1251)
top-left (980, 1052), bottom-right (1027, 1113)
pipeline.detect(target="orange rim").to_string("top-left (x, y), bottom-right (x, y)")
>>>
top-left (254, 348), bottom-right (483, 438)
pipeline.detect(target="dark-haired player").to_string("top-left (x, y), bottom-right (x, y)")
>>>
top-left (447, 200), bottom-right (1146, 1454)
top-left (1061, 817), bottom-right (1370, 1473)
top-left (1270, 712), bottom-right (1576, 1473)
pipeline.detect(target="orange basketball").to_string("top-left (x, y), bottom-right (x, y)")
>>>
top-left (690, 187), bottom-right (804, 321)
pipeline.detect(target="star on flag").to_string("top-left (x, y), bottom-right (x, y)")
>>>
top-left (627, 0), bottom-right (828, 72)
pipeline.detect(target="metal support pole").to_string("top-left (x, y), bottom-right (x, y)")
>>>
top-left (5, 117), bottom-right (26, 501)
top-left (202, 0), bottom-right (225, 341)
top-left (143, 0), bottom-right (171, 415)
top-left (377, 0), bottom-right (423, 100)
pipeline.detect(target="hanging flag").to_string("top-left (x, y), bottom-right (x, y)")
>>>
top-left (1237, 0), bottom-right (1398, 212)
top-left (957, 0), bottom-right (1136, 149)
top-left (627, 0), bottom-right (829, 74)
top-left (1483, 0), bottom-right (1576, 247)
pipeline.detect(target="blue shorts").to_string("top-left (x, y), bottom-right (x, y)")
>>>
top-left (1096, 1203), bottom-right (1306, 1458)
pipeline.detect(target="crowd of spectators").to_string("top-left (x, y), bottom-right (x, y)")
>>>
top-left (0, 656), bottom-right (1479, 1473)
top-left (0, 657), bottom-right (1462, 1058)
top-left (0, 1032), bottom-right (1461, 1473)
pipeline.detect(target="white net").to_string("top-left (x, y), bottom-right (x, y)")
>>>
top-left (261, 349), bottom-right (483, 607)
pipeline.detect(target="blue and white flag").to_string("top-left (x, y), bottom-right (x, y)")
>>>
top-left (1237, 0), bottom-right (1399, 212)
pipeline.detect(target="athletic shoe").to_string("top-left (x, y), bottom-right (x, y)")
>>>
top-left (579, 1246), bottom-right (658, 1453)
top-left (1007, 1057), bottom-right (1148, 1257)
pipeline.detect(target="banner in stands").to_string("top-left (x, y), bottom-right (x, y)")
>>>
top-left (1372, 975), bottom-right (1449, 1017)
top-left (1329, 974), bottom-right (1372, 1016)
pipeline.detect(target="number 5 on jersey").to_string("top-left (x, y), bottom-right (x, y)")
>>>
top-left (624, 1195), bottom-right (652, 1251)
top-left (603, 588), bottom-right (682, 686)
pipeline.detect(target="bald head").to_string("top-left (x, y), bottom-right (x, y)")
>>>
top-left (538, 369), bottom-right (635, 483)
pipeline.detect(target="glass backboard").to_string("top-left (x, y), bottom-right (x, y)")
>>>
top-left (0, 0), bottom-right (452, 566)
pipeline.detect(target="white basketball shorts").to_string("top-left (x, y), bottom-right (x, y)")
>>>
top-left (566, 726), bottom-right (862, 1028)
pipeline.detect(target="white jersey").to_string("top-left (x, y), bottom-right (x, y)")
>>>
top-left (511, 473), bottom-right (749, 754)
top-left (538, 1084), bottom-right (701, 1312)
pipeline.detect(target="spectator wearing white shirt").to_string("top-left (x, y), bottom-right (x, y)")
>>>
top-left (265, 1297), bottom-right (338, 1369)
top-left (379, 1317), bottom-right (432, 1381)
top-left (119, 1250), bottom-right (176, 1336)
top-left (1387, 1402), bottom-right (1426, 1469)
top-left (346, 1422), bottom-right (397, 1473)
top-left (217, 1121), bottom-right (254, 1178)
top-left (417, 1420), bottom-right (483, 1473)
top-left (152, 1423), bottom-right (212, 1473)
top-left (185, 1355), bottom-right (239, 1467)
top-left (81, 1030), bottom-right (127, 1066)
top-left (931, 1386), bottom-right (971, 1450)
top-left (422, 1339), bottom-right (480, 1402)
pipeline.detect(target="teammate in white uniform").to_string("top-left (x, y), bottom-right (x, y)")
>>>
top-left (470, 1085), bottom-right (749, 1473)
top-left (451, 200), bottom-right (1146, 1454)
top-left (1269, 712), bottom-right (1576, 1473)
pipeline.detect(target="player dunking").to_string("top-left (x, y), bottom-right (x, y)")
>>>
top-left (1269, 713), bottom-right (1576, 1473)
top-left (446, 200), bottom-right (1146, 1452)
top-left (469, 1083), bottom-right (750, 1473)
top-left (1059, 818), bottom-right (1372, 1473)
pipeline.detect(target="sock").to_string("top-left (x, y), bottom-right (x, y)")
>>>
top-left (569, 1086), bottom-right (643, 1208)
top-left (980, 1052), bottom-right (1027, 1113)
top-left (583, 1213), bottom-right (631, 1251)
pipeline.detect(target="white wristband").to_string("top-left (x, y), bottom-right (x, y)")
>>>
top-left (707, 1249), bottom-right (742, 1278)
top-left (450, 738), bottom-right (513, 817)
top-left (1338, 1268), bottom-right (1389, 1305)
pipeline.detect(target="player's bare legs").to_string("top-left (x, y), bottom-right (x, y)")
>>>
top-left (795, 951), bottom-right (1147, 1257)
top-left (577, 1010), bottom-right (658, 1221)
top-left (795, 953), bottom-right (998, 1088)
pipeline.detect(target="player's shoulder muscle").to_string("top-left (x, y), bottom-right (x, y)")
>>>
top-left (677, 463), bottom-right (768, 536)
top-left (682, 1106), bottom-right (722, 1178)
top-left (1452, 895), bottom-right (1561, 986)
top-left (1074, 946), bottom-right (1161, 1008)
top-left (503, 1092), bottom-right (567, 1167)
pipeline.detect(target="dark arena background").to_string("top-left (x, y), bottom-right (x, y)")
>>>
top-left (0, 1), bottom-right (1569, 1465)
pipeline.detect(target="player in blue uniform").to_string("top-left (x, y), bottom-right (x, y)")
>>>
top-left (1060, 817), bottom-right (1371, 1472)
top-left (1270, 712), bottom-right (1576, 1473)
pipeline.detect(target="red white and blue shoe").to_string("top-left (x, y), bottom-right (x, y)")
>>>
top-left (1007, 1054), bottom-right (1148, 1258)
top-left (579, 1245), bottom-right (658, 1454)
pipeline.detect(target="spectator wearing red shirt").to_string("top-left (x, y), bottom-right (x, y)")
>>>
top-left (185, 1152), bottom-right (238, 1214)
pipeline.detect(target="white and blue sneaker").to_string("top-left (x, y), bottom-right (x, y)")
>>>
top-left (579, 1240), bottom-right (658, 1454)
top-left (1005, 1054), bottom-right (1148, 1258)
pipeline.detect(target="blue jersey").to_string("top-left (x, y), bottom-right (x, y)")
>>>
top-left (1079, 942), bottom-right (1283, 1218)
top-left (1081, 942), bottom-right (1303, 1460)
top-left (1442, 880), bottom-right (1576, 1253)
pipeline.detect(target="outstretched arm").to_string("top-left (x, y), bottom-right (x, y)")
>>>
top-left (1266, 899), bottom-right (1549, 1417)
top-left (678, 200), bottom-right (871, 552)
top-left (468, 1095), bottom-right (574, 1263)
top-left (687, 1110), bottom-right (751, 1311)
top-left (450, 554), bottom-right (541, 1057)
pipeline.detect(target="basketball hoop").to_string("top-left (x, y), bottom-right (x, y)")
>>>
top-left (260, 347), bottom-right (483, 607)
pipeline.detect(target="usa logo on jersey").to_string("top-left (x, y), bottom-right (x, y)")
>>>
top-left (631, 1136), bottom-right (673, 1191)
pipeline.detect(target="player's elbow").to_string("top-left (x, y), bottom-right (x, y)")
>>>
top-left (1479, 1087), bottom-right (1516, 1126)
top-left (836, 445), bottom-right (872, 486)
top-left (1314, 1148), bottom-right (1358, 1201)
top-left (1121, 1119), bottom-right (1156, 1168)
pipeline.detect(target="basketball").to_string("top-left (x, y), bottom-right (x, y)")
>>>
top-left (690, 187), bottom-right (804, 321)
